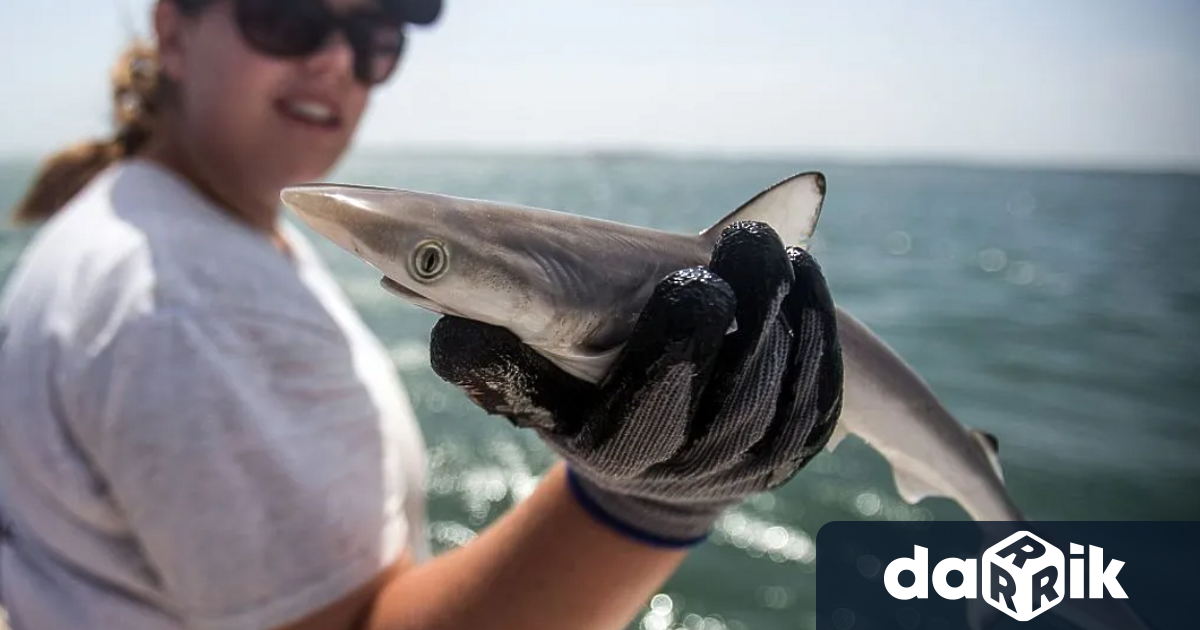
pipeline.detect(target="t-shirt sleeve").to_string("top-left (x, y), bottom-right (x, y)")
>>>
top-left (71, 306), bottom-right (410, 630)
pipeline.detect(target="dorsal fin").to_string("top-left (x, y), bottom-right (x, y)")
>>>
top-left (700, 171), bottom-right (826, 247)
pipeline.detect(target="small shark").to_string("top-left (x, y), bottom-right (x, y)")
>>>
top-left (280, 171), bottom-right (1154, 630)
top-left (279, 172), bottom-right (1019, 521)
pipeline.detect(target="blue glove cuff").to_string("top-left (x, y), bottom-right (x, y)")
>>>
top-left (565, 465), bottom-right (712, 549)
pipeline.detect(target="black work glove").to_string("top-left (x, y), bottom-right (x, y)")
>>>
top-left (429, 221), bottom-right (844, 546)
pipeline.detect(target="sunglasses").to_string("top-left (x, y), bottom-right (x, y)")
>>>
top-left (231, 0), bottom-right (408, 85)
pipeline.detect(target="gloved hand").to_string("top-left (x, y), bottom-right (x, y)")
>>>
top-left (429, 221), bottom-right (844, 547)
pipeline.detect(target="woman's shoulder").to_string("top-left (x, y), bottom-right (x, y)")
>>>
top-left (7, 159), bottom-right (345, 346)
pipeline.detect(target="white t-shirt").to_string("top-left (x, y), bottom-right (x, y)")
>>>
top-left (0, 158), bottom-right (429, 630)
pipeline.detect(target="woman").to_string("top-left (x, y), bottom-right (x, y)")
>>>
top-left (0, 0), bottom-right (844, 629)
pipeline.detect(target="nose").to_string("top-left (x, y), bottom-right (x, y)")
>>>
top-left (303, 29), bottom-right (356, 80)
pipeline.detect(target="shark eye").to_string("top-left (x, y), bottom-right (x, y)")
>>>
top-left (410, 239), bottom-right (449, 282)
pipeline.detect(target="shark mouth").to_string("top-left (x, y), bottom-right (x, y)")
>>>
top-left (378, 276), bottom-right (463, 319)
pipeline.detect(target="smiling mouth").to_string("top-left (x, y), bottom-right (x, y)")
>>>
top-left (275, 98), bottom-right (342, 131)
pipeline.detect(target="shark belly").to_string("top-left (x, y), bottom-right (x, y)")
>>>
top-left (834, 306), bottom-right (1026, 522)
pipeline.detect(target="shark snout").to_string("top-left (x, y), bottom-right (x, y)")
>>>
top-left (280, 183), bottom-right (399, 225)
top-left (280, 183), bottom-right (427, 264)
top-left (279, 185), bottom-right (374, 258)
top-left (280, 185), bottom-right (334, 218)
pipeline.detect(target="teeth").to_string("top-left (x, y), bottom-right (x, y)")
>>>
top-left (285, 100), bottom-right (335, 124)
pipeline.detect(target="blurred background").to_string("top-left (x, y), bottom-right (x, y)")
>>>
top-left (1, 1), bottom-right (1198, 629)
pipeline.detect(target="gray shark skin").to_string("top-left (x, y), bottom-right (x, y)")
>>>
top-left (279, 171), bottom-right (1019, 522)
top-left (280, 170), bottom-right (1022, 516)
top-left (280, 173), bottom-right (1152, 630)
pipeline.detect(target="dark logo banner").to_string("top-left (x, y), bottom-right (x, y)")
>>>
top-left (815, 521), bottom-right (1195, 630)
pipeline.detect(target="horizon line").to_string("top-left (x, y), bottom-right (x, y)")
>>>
top-left (2, 143), bottom-right (1198, 178)
top-left (350, 143), bottom-right (1200, 178)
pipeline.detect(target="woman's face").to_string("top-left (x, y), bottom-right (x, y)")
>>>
top-left (155, 0), bottom-right (389, 201)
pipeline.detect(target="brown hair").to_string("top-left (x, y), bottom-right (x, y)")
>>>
top-left (10, 40), bottom-right (164, 225)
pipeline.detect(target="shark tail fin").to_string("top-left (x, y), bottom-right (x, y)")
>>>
top-left (700, 171), bottom-right (826, 248)
top-left (972, 429), bottom-right (1005, 483)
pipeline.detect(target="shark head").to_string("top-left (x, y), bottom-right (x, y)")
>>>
top-left (280, 171), bottom-right (828, 382)
top-left (280, 184), bottom-right (559, 338)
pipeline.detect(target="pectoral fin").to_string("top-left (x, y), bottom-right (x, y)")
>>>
top-left (893, 469), bottom-right (945, 505)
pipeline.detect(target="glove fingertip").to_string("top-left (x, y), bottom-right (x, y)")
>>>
top-left (784, 246), bottom-right (845, 425)
top-left (711, 221), bottom-right (795, 296)
top-left (615, 267), bottom-right (736, 379)
top-left (429, 316), bottom-right (593, 432)
top-left (785, 247), bottom-right (836, 315)
top-left (429, 316), bottom-right (516, 384)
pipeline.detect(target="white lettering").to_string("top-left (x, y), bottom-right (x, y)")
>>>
top-left (1089, 545), bottom-right (1128, 599)
top-left (1070, 558), bottom-right (1085, 598)
top-left (881, 537), bottom-right (1129, 611)
top-left (884, 545), bottom-right (929, 600)
top-left (932, 557), bottom-right (977, 600)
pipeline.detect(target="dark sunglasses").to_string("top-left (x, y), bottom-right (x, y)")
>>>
top-left (231, 0), bottom-right (408, 85)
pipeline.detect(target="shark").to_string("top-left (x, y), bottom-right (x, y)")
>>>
top-left (279, 172), bottom-right (1153, 630)
top-left (279, 171), bottom-right (1020, 521)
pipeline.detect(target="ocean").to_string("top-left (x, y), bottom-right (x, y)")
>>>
top-left (1, 152), bottom-right (1198, 629)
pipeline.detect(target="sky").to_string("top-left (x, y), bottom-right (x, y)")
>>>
top-left (1, 0), bottom-right (1198, 170)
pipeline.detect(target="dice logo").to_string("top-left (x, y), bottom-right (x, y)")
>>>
top-left (982, 531), bottom-right (1065, 621)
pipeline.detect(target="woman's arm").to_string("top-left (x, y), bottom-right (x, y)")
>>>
top-left (276, 464), bottom-right (686, 630)
top-left (371, 462), bottom-right (686, 630)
